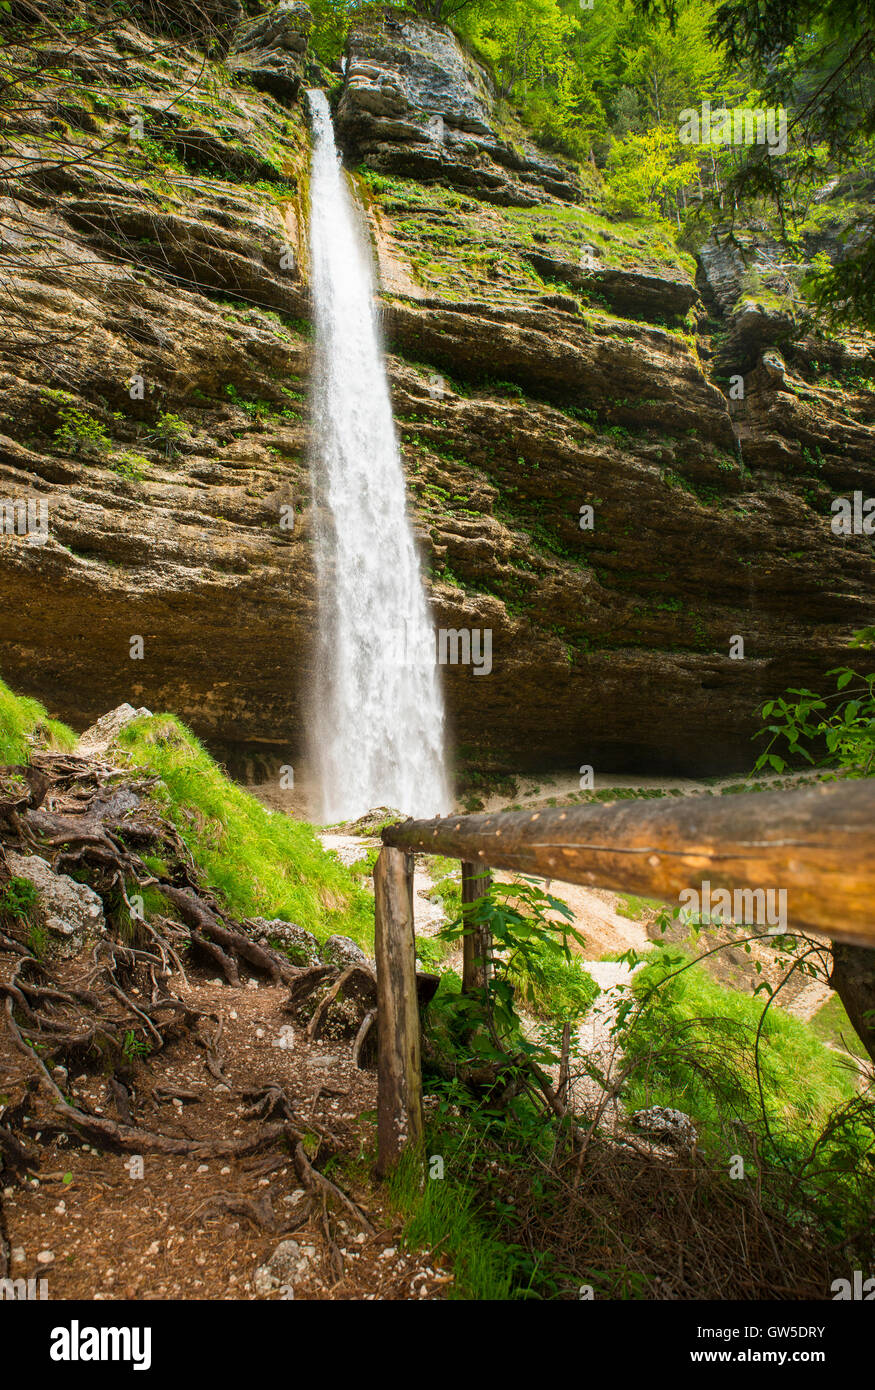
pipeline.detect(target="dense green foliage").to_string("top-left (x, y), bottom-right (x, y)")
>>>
top-left (0, 682), bottom-right (374, 944)
top-left (623, 949), bottom-right (873, 1239)
top-left (397, 928), bottom-right (872, 1297)
top-left (625, 947), bottom-right (859, 1138)
top-left (705, 0), bottom-right (875, 324)
top-left (388, 1082), bottom-right (569, 1298)
top-left (438, 877), bottom-right (587, 1037)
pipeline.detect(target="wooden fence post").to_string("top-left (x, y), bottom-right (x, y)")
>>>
top-left (374, 845), bottom-right (424, 1178)
top-left (461, 861), bottom-right (492, 994)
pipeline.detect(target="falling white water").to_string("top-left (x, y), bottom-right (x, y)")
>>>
top-left (306, 89), bottom-right (450, 823)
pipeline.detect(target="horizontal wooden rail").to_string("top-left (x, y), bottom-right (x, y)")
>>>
top-left (382, 778), bottom-right (875, 947)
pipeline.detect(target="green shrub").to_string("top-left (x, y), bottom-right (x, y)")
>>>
top-left (507, 940), bottom-right (599, 1023)
top-left (753, 626), bottom-right (875, 776)
top-left (414, 932), bottom-right (452, 970)
top-left (0, 875), bottom-right (44, 956)
top-left (621, 948), bottom-right (873, 1241)
top-left (425, 871), bottom-right (461, 921)
top-left (438, 878), bottom-right (585, 1038)
top-left (110, 452), bottom-right (151, 481)
top-left (53, 407), bottom-right (113, 458)
top-left (624, 948), bottom-right (858, 1144)
top-left (0, 875), bottom-right (39, 921)
top-left (142, 412), bottom-right (191, 459)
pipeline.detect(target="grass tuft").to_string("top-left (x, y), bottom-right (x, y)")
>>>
top-left (0, 676), bottom-right (77, 764)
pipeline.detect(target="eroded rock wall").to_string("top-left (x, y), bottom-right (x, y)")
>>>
top-left (0, 4), bottom-right (872, 780)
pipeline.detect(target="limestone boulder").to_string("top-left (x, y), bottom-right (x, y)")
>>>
top-left (79, 704), bottom-right (152, 753)
top-left (6, 852), bottom-right (105, 960)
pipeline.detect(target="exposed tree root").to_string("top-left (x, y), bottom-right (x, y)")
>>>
top-left (0, 750), bottom-right (369, 1230)
top-left (290, 1137), bottom-right (375, 1235)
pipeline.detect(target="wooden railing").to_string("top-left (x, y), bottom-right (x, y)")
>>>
top-left (372, 777), bottom-right (875, 1174)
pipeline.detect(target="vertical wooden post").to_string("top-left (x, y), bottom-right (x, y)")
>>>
top-left (374, 845), bottom-right (424, 1178)
top-left (461, 860), bottom-right (492, 994)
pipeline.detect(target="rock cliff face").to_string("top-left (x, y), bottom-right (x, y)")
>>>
top-left (336, 12), bottom-right (581, 206)
top-left (0, 4), bottom-right (873, 785)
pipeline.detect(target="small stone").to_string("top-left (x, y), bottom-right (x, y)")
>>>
top-left (54, 1201), bottom-right (66, 1216)
top-left (220, 1166), bottom-right (231, 1176)
top-left (37, 1250), bottom-right (54, 1265)
top-left (147, 1241), bottom-right (160, 1256)
top-left (254, 1239), bottom-right (317, 1294)
top-left (11, 1247), bottom-right (25, 1264)
top-left (273, 1025), bottom-right (295, 1050)
top-left (196, 1164), bottom-right (209, 1174)
top-left (255, 1028), bottom-right (265, 1039)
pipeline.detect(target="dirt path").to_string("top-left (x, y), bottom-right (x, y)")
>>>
top-left (1, 970), bottom-right (453, 1300)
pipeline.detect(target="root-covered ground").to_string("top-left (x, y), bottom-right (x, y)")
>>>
top-left (0, 741), bottom-right (450, 1298)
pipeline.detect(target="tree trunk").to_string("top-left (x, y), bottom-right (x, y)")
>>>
top-left (830, 943), bottom-right (875, 1064)
top-left (374, 846), bottom-right (424, 1177)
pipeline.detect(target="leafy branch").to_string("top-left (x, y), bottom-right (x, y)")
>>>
top-left (752, 627), bottom-right (875, 777)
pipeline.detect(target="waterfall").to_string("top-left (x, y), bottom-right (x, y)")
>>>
top-left (306, 89), bottom-right (450, 823)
